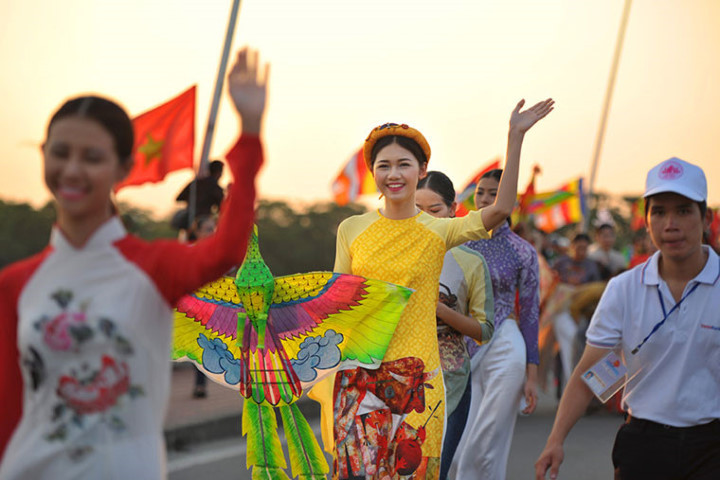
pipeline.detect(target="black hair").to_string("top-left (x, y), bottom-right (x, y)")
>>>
top-left (188, 215), bottom-right (216, 242)
top-left (596, 223), bottom-right (615, 233)
top-left (573, 233), bottom-right (592, 244)
top-left (477, 168), bottom-right (511, 226)
top-left (644, 195), bottom-right (707, 219)
top-left (480, 168), bottom-right (503, 183)
top-left (209, 160), bottom-right (224, 177)
top-left (417, 171), bottom-right (456, 208)
top-left (370, 135), bottom-right (427, 167)
top-left (47, 95), bottom-right (134, 164)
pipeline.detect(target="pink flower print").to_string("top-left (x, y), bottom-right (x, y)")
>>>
top-left (43, 311), bottom-right (87, 351)
top-left (57, 356), bottom-right (130, 415)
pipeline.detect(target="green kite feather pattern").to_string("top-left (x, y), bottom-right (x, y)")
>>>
top-left (279, 404), bottom-right (329, 479)
top-left (243, 402), bottom-right (289, 479)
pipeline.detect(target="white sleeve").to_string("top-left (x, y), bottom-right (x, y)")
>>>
top-left (585, 277), bottom-right (624, 348)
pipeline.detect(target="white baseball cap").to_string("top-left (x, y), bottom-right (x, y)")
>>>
top-left (643, 157), bottom-right (707, 202)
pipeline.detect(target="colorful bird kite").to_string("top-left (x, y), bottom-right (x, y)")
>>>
top-left (172, 226), bottom-right (413, 479)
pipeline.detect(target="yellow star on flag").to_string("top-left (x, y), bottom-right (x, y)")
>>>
top-left (138, 134), bottom-right (165, 166)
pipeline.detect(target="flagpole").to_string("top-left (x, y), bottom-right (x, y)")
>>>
top-left (584, 0), bottom-right (632, 232)
top-left (189, 0), bottom-right (243, 230)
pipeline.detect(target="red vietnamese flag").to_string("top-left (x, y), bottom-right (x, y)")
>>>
top-left (115, 86), bottom-right (196, 191)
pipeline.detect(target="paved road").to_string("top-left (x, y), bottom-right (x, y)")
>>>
top-left (167, 420), bottom-right (332, 480)
top-left (168, 392), bottom-right (624, 479)
top-left (507, 401), bottom-right (623, 479)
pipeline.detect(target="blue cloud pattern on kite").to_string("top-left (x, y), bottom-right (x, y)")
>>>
top-left (196, 334), bottom-right (241, 385)
top-left (290, 329), bottom-right (343, 382)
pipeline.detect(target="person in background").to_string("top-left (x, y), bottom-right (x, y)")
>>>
top-left (415, 171), bottom-right (495, 480)
top-left (553, 233), bottom-right (602, 286)
top-left (172, 160), bottom-right (225, 231)
top-left (551, 233), bottom-right (602, 389)
top-left (536, 158), bottom-right (720, 480)
top-left (451, 168), bottom-right (540, 480)
top-left (513, 224), bottom-right (556, 313)
top-left (549, 234), bottom-right (570, 263)
top-left (588, 222), bottom-right (627, 279)
top-left (628, 229), bottom-right (656, 269)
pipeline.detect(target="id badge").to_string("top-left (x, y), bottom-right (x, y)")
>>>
top-left (581, 349), bottom-right (627, 403)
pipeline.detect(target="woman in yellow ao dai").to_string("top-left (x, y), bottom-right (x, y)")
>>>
top-left (331, 99), bottom-right (554, 480)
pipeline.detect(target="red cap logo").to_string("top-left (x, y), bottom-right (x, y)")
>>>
top-left (659, 160), bottom-right (684, 180)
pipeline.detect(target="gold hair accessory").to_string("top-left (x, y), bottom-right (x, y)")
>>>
top-left (363, 122), bottom-right (431, 171)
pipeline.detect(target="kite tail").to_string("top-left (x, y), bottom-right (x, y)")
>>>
top-left (242, 401), bottom-right (290, 480)
top-left (245, 324), bottom-right (303, 406)
top-left (279, 403), bottom-right (329, 479)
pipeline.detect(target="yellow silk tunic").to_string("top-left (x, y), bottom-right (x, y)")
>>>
top-left (332, 209), bottom-right (488, 479)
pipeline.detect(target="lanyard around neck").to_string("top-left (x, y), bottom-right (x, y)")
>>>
top-left (631, 282), bottom-right (700, 355)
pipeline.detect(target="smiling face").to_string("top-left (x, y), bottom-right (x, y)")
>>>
top-left (372, 142), bottom-right (427, 206)
top-left (474, 176), bottom-right (499, 209)
top-left (43, 116), bottom-right (131, 225)
top-left (415, 188), bottom-right (455, 219)
top-left (646, 192), bottom-right (706, 264)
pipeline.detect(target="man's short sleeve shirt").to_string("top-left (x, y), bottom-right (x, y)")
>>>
top-left (586, 247), bottom-right (720, 427)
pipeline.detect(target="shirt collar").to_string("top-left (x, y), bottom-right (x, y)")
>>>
top-left (490, 222), bottom-right (511, 238)
top-left (642, 245), bottom-right (720, 286)
top-left (50, 216), bottom-right (127, 253)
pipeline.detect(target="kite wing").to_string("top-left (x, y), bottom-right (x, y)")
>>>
top-left (269, 272), bottom-right (413, 389)
top-left (172, 276), bottom-right (246, 389)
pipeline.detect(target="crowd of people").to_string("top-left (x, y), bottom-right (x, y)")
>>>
top-left (0, 45), bottom-right (718, 480)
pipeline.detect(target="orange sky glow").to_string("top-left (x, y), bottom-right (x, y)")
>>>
top-left (1, 0), bottom-right (719, 218)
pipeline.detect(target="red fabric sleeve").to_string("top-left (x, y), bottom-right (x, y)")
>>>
top-left (115, 135), bottom-right (263, 306)
top-left (0, 249), bottom-right (51, 459)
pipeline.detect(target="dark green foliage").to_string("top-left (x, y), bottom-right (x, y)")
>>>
top-left (118, 202), bottom-right (176, 240)
top-left (0, 199), bottom-right (176, 268)
top-left (0, 197), bottom-right (366, 274)
top-left (0, 200), bottom-right (55, 268)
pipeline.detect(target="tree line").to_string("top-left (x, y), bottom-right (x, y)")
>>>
top-left (2, 194), bottom-right (661, 274)
top-left (0, 198), bottom-right (365, 275)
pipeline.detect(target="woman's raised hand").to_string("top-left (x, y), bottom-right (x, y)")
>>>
top-left (510, 98), bottom-right (554, 134)
top-left (228, 48), bottom-right (269, 134)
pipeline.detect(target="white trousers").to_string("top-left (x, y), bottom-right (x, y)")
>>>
top-left (450, 319), bottom-right (526, 480)
top-left (553, 310), bottom-right (578, 389)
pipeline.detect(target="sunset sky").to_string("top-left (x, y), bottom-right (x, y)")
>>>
top-left (1, 0), bottom-right (719, 217)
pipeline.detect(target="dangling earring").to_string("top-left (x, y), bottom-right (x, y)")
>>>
top-left (378, 193), bottom-right (384, 200)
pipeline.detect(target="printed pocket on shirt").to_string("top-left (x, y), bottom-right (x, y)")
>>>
top-left (699, 322), bottom-right (720, 365)
top-left (699, 323), bottom-right (720, 346)
top-left (699, 323), bottom-right (720, 334)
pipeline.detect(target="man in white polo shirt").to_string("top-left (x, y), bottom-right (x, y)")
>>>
top-left (535, 157), bottom-right (720, 480)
